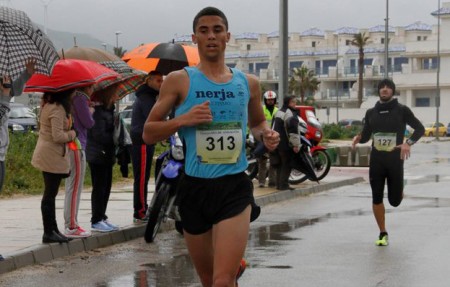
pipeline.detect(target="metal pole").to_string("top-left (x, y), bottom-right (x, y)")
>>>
top-left (384, 0), bottom-right (389, 78)
top-left (279, 0), bottom-right (288, 105)
top-left (335, 34), bottom-right (339, 123)
top-left (435, 0), bottom-right (441, 140)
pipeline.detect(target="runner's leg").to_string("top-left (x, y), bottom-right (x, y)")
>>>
top-left (212, 205), bottom-right (251, 287)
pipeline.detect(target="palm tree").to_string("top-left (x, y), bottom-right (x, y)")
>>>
top-left (288, 65), bottom-right (320, 104)
top-left (351, 32), bottom-right (370, 107)
top-left (113, 47), bottom-right (127, 58)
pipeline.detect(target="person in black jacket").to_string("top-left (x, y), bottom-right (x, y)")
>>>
top-left (352, 78), bottom-right (424, 246)
top-left (271, 96), bottom-right (300, 191)
top-left (130, 70), bottom-right (163, 222)
top-left (86, 84), bottom-right (120, 233)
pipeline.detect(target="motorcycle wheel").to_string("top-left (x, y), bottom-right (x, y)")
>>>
top-left (144, 182), bottom-right (171, 243)
top-left (311, 150), bottom-right (331, 181)
top-left (289, 150), bottom-right (331, 184)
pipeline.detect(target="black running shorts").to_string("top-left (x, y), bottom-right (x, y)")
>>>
top-left (177, 172), bottom-right (260, 235)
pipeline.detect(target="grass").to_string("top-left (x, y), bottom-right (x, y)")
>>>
top-left (1, 132), bottom-right (168, 197)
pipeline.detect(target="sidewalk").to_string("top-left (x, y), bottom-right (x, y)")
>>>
top-left (0, 167), bottom-right (366, 274)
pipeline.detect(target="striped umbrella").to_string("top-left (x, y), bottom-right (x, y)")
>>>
top-left (61, 46), bottom-right (146, 99)
top-left (0, 6), bottom-right (59, 80)
top-left (122, 42), bottom-right (199, 75)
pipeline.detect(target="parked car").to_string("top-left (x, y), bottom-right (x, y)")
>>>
top-left (119, 106), bottom-right (132, 132)
top-left (423, 122), bottom-right (446, 137)
top-left (338, 119), bottom-right (363, 129)
top-left (447, 123), bottom-right (450, 137)
top-left (8, 102), bottom-right (38, 133)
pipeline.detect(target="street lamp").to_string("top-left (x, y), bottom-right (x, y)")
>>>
top-left (335, 33), bottom-right (339, 123)
top-left (435, 0), bottom-right (441, 140)
top-left (115, 31), bottom-right (122, 49)
top-left (384, 0), bottom-right (390, 79)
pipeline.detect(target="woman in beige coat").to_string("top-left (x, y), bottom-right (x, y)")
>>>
top-left (32, 89), bottom-right (77, 243)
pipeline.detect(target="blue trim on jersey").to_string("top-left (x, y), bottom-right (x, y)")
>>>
top-left (175, 67), bottom-right (250, 178)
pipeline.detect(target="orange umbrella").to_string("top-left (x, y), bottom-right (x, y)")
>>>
top-left (122, 43), bottom-right (199, 74)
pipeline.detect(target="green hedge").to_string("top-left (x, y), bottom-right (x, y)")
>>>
top-left (1, 132), bottom-right (168, 196)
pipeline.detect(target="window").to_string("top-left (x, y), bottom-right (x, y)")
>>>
top-left (381, 38), bottom-right (385, 44)
top-left (289, 61), bottom-right (303, 72)
top-left (393, 57), bottom-right (408, 72)
top-left (323, 59), bottom-right (337, 74)
top-left (422, 57), bottom-right (438, 70)
top-left (345, 39), bottom-right (351, 46)
top-left (415, 98), bottom-right (430, 107)
top-left (424, 36), bottom-right (427, 41)
top-left (312, 41), bottom-right (316, 48)
top-left (417, 36), bottom-right (422, 41)
top-left (255, 62), bottom-right (269, 74)
top-left (246, 44), bottom-right (251, 50)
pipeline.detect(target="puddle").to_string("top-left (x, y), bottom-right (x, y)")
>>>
top-left (101, 200), bottom-right (448, 286)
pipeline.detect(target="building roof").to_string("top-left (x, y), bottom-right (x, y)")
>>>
top-left (368, 25), bottom-right (395, 33)
top-left (335, 27), bottom-right (359, 35)
top-left (431, 7), bottom-right (450, 16)
top-left (301, 28), bottom-right (325, 37)
top-left (405, 21), bottom-right (432, 31)
top-left (235, 32), bottom-right (259, 40)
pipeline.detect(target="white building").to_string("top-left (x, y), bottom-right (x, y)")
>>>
top-left (175, 3), bottom-right (450, 125)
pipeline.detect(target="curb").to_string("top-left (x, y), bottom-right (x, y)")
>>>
top-left (0, 177), bottom-right (364, 275)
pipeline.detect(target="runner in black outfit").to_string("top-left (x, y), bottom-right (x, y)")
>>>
top-left (352, 78), bottom-right (424, 246)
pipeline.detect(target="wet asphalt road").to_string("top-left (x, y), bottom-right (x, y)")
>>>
top-left (1, 140), bottom-right (450, 287)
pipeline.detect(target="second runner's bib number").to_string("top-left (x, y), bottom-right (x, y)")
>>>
top-left (373, 132), bottom-right (396, 152)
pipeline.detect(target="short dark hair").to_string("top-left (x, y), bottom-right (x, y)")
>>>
top-left (378, 78), bottom-right (396, 95)
top-left (193, 6), bottom-right (228, 33)
top-left (148, 70), bottom-right (163, 77)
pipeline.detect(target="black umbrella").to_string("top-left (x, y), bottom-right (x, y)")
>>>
top-left (0, 6), bottom-right (59, 79)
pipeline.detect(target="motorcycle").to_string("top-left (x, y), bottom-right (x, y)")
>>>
top-left (144, 133), bottom-right (184, 243)
top-left (289, 114), bottom-right (331, 184)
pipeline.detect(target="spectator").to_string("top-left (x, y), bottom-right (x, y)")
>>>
top-left (0, 58), bottom-right (36, 193)
top-left (63, 85), bottom-right (95, 238)
top-left (86, 84), bottom-right (120, 233)
top-left (31, 89), bottom-right (77, 243)
top-left (130, 70), bottom-right (163, 223)
top-left (272, 96), bottom-right (300, 191)
top-left (256, 90), bottom-right (278, 188)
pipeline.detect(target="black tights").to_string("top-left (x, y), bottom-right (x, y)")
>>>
top-left (41, 172), bottom-right (64, 234)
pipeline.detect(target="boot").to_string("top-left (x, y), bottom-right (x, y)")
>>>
top-left (42, 230), bottom-right (69, 243)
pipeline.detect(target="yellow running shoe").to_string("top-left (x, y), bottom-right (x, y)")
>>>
top-left (375, 233), bottom-right (389, 246)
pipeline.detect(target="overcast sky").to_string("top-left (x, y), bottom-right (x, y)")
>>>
top-left (6, 0), bottom-right (441, 51)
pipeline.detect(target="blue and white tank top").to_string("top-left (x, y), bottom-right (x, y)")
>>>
top-left (175, 67), bottom-right (250, 178)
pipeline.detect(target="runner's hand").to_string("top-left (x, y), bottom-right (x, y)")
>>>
top-left (396, 143), bottom-right (411, 160)
top-left (262, 129), bottom-right (279, 151)
top-left (183, 101), bottom-right (213, 126)
top-left (352, 134), bottom-right (361, 149)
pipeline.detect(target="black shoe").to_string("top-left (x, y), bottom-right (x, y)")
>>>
top-left (55, 230), bottom-right (73, 242)
top-left (43, 230), bottom-right (69, 243)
